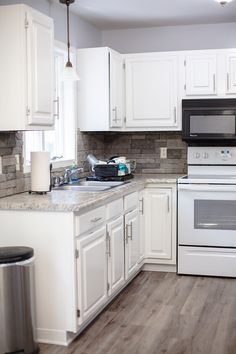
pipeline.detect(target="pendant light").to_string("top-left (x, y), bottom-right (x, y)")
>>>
top-left (59, 0), bottom-right (79, 81)
top-left (214, 0), bottom-right (233, 5)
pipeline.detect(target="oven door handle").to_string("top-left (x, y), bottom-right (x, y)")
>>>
top-left (178, 184), bottom-right (236, 192)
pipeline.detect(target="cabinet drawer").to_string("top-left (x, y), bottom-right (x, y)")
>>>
top-left (107, 198), bottom-right (123, 220)
top-left (75, 206), bottom-right (106, 235)
top-left (124, 192), bottom-right (139, 212)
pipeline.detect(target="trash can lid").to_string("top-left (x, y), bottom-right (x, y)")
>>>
top-left (0, 247), bottom-right (34, 264)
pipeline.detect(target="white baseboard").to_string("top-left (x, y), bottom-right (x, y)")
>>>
top-left (142, 263), bottom-right (177, 272)
top-left (37, 328), bottom-right (71, 346)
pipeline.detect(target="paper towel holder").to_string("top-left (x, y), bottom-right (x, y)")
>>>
top-left (29, 151), bottom-right (52, 194)
top-left (29, 163), bottom-right (52, 195)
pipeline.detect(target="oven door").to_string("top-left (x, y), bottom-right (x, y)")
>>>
top-left (178, 184), bottom-right (236, 247)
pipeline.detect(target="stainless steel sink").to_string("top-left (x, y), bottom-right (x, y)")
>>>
top-left (78, 181), bottom-right (125, 187)
top-left (53, 180), bottom-right (130, 192)
top-left (53, 185), bottom-right (111, 192)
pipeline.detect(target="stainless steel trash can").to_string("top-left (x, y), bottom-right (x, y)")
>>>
top-left (0, 247), bottom-right (39, 354)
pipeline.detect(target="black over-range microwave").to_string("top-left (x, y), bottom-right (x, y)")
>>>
top-left (182, 98), bottom-right (236, 144)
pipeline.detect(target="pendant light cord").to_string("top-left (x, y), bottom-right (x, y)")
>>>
top-left (66, 0), bottom-right (72, 67)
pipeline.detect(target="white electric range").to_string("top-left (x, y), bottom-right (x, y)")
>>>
top-left (178, 146), bottom-right (236, 277)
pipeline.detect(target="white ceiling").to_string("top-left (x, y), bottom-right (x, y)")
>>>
top-left (58, 0), bottom-right (236, 30)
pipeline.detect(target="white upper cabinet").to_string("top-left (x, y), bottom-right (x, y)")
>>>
top-left (184, 53), bottom-right (217, 96)
top-left (125, 53), bottom-right (180, 130)
top-left (226, 51), bottom-right (236, 95)
top-left (77, 47), bottom-right (124, 131)
top-left (26, 9), bottom-right (54, 126)
top-left (0, 4), bottom-right (54, 131)
top-left (125, 53), bottom-right (178, 130)
top-left (110, 51), bottom-right (124, 128)
top-left (182, 49), bottom-right (236, 98)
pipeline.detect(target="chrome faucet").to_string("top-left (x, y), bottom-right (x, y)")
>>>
top-left (52, 167), bottom-right (84, 187)
top-left (64, 167), bottom-right (84, 184)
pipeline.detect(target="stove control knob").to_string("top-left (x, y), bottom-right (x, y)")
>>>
top-left (194, 152), bottom-right (200, 159)
top-left (203, 152), bottom-right (209, 159)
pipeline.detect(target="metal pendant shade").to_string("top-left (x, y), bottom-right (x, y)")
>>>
top-left (59, 0), bottom-right (79, 81)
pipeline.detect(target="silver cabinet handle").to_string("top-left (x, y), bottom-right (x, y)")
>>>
top-left (213, 74), bottom-right (216, 92)
top-left (167, 195), bottom-right (170, 213)
top-left (174, 107), bottom-right (177, 124)
top-left (106, 231), bottom-right (111, 257)
top-left (125, 223), bottom-right (132, 243)
top-left (139, 197), bottom-right (144, 214)
top-left (227, 73), bottom-right (230, 91)
top-left (125, 224), bottom-right (129, 243)
top-left (91, 217), bottom-right (102, 223)
top-left (53, 96), bottom-right (59, 119)
top-left (112, 106), bottom-right (118, 123)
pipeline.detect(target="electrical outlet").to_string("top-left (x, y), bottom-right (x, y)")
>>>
top-left (160, 147), bottom-right (167, 159)
top-left (15, 154), bottom-right (20, 171)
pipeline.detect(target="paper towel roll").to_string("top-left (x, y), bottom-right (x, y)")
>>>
top-left (31, 151), bottom-right (51, 193)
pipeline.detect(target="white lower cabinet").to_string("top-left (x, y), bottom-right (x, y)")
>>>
top-left (124, 209), bottom-right (140, 279)
top-left (77, 226), bottom-right (108, 325)
top-left (0, 184), bottom-right (178, 346)
top-left (145, 186), bottom-right (176, 264)
top-left (107, 216), bottom-right (125, 295)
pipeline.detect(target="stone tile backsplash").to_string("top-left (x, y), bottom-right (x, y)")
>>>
top-left (0, 132), bottom-right (28, 198)
top-left (0, 130), bottom-right (187, 198)
top-left (78, 131), bottom-right (187, 176)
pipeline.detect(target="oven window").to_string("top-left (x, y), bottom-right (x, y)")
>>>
top-left (194, 200), bottom-right (236, 230)
top-left (190, 115), bottom-right (235, 134)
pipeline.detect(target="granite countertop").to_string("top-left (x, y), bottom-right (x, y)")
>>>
top-left (0, 174), bottom-right (183, 213)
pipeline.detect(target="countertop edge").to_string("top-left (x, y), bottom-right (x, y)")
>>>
top-left (0, 175), bottom-right (182, 213)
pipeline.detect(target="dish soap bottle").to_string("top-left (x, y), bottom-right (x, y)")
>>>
top-left (70, 164), bottom-right (80, 183)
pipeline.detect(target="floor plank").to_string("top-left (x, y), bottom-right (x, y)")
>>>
top-left (39, 271), bottom-right (236, 354)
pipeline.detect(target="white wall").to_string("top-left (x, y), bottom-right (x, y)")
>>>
top-left (0, 0), bottom-right (102, 48)
top-left (102, 22), bottom-right (236, 53)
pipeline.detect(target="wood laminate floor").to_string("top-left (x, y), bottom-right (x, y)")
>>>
top-left (39, 271), bottom-right (236, 354)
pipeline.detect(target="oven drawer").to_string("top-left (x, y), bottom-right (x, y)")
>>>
top-left (178, 246), bottom-right (236, 278)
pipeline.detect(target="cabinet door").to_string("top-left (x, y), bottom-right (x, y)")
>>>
top-left (226, 53), bottom-right (236, 94)
top-left (185, 54), bottom-right (217, 96)
top-left (125, 54), bottom-right (178, 128)
top-left (145, 189), bottom-right (172, 260)
top-left (110, 51), bottom-right (124, 128)
top-left (26, 9), bottom-right (54, 126)
top-left (125, 209), bottom-right (140, 279)
top-left (107, 216), bottom-right (125, 295)
top-left (77, 226), bottom-right (108, 324)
